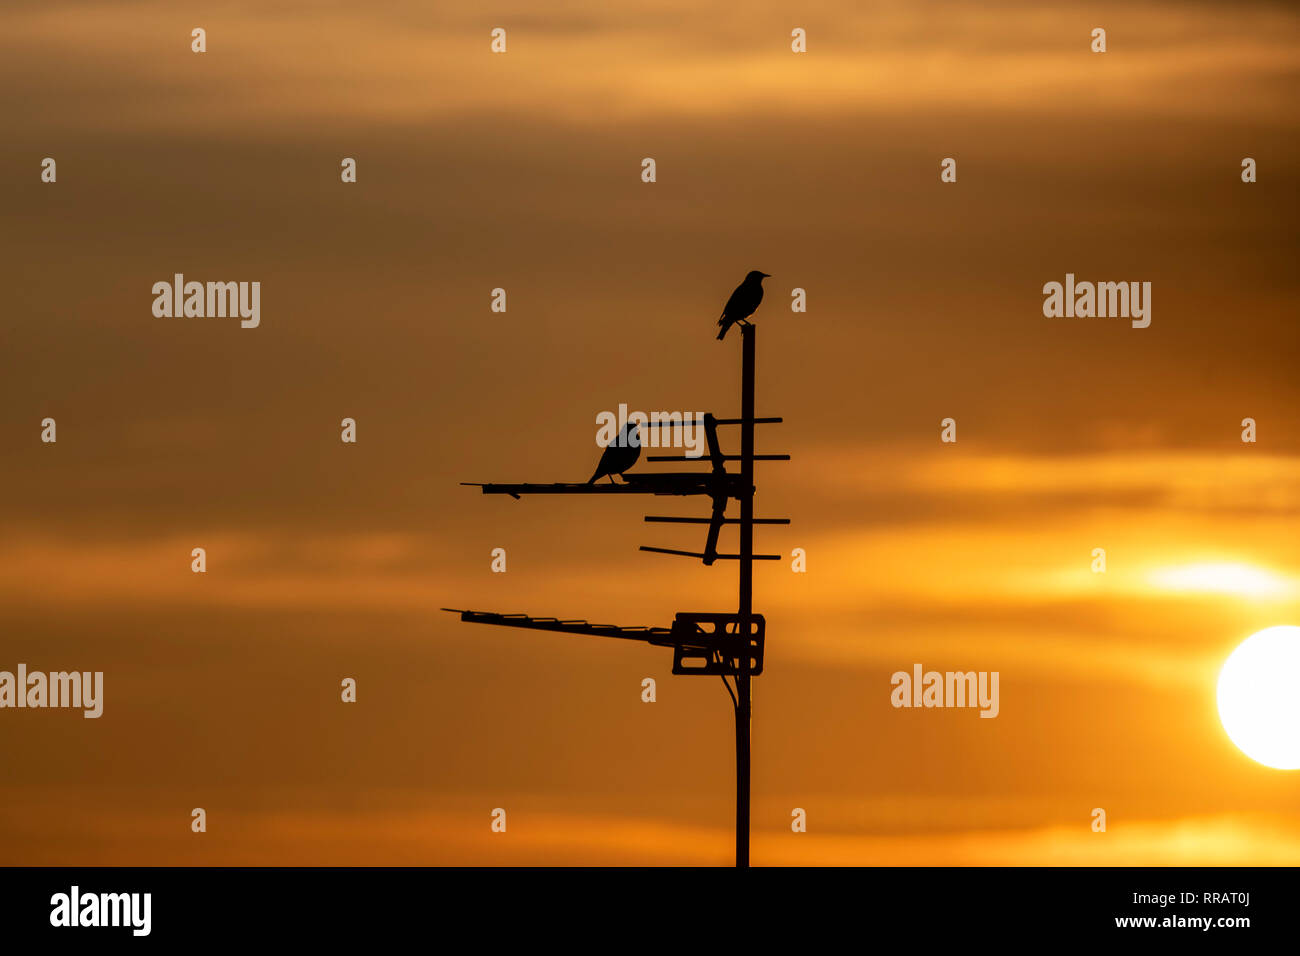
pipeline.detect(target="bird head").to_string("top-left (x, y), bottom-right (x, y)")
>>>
top-left (746, 271), bottom-right (770, 282)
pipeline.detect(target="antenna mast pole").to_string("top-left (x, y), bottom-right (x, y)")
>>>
top-left (736, 322), bottom-right (755, 868)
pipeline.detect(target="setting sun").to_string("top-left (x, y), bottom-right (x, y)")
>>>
top-left (1218, 626), bottom-right (1300, 770)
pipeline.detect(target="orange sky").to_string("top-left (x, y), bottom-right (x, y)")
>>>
top-left (1, 0), bottom-right (1298, 865)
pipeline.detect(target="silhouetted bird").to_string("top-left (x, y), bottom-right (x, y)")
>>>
top-left (587, 420), bottom-right (641, 484)
top-left (716, 270), bottom-right (770, 340)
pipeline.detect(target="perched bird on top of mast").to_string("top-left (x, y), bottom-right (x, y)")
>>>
top-left (716, 270), bottom-right (770, 341)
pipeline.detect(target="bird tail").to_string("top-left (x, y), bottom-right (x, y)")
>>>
top-left (587, 470), bottom-right (600, 484)
top-left (716, 320), bottom-right (728, 341)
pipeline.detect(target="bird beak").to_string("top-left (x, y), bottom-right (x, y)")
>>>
top-left (760, 272), bottom-right (771, 278)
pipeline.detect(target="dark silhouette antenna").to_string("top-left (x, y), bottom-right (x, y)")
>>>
top-left (445, 323), bottom-right (786, 867)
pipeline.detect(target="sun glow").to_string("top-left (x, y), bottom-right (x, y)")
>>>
top-left (1148, 562), bottom-right (1292, 597)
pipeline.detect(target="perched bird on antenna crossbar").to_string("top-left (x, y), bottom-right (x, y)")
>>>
top-left (587, 420), bottom-right (642, 484)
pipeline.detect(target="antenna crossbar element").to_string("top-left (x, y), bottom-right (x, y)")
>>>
top-left (462, 472), bottom-right (747, 499)
top-left (644, 516), bottom-right (789, 525)
top-left (440, 608), bottom-right (764, 676)
top-left (440, 608), bottom-right (673, 643)
top-left (638, 546), bottom-right (780, 560)
top-left (639, 417), bottom-right (782, 426)
top-left (645, 454), bottom-right (790, 462)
